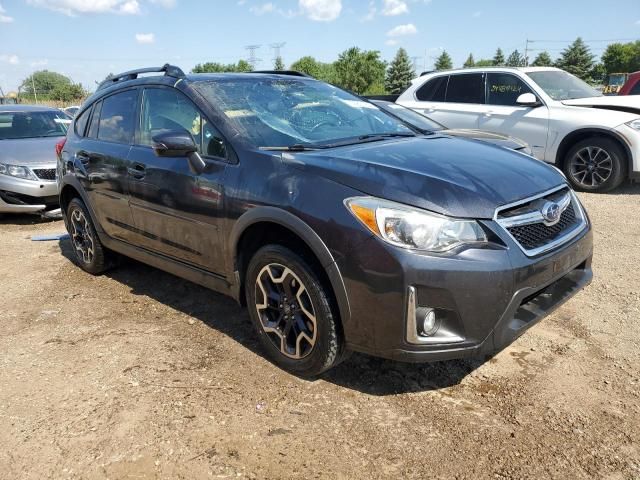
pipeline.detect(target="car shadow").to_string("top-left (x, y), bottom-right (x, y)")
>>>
top-left (57, 238), bottom-right (486, 396)
top-left (0, 213), bottom-right (60, 226)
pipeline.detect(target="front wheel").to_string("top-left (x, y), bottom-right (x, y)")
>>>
top-left (564, 137), bottom-right (626, 192)
top-left (245, 245), bottom-right (345, 376)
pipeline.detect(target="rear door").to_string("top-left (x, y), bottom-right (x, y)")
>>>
top-left (126, 86), bottom-right (228, 273)
top-left (431, 72), bottom-right (488, 129)
top-left (73, 89), bottom-right (139, 241)
top-left (479, 72), bottom-right (549, 159)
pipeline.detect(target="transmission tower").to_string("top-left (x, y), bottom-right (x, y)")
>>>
top-left (270, 42), bottom-right (286, 62)
top-left (245, 44), bottom-right (262, 70)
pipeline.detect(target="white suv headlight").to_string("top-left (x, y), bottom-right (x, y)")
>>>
top-left (0, 163), bottom-right (38, 181)
top-left (345, 197), bottom-right (487, 252)
top-left (626, 119), bottom-right (640, 131)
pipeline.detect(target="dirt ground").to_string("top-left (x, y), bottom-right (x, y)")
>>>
top-left (0, 186), bottom-right (639, 480)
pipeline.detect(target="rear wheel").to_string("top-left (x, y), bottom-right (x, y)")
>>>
top-left (66, 198), bottom-right (112, 274)
top-left (564, 137), bottom-right (626, 192)
top-left (245, 245), bottom-right (345, 376)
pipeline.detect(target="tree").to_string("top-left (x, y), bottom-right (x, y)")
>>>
top-left (290, 56), bottom-right (323, 78)
top-left (493, 48), bottom-right (505, 66)
top-left (506, 50), bottom-right (525, 67)
top-left (554, 37), bottom-right (594, 81)
top-left (463, 53), bottom-right (475, 68)
top-left (385, 48), bottom-right (415, 94)
top-left (434, 51), bottom-right (453, 71)
top-left (531, 51), bottom-right (553, 67)
top-left (274, 56), bottom-right (285, 71)
top-left (601, 41), bottom-right (640, 75)
top-left (590, 63), bottom-right (607, 84)
top-left (333, 47), bottom-right (386, 94)
top-left (20, 70), bottom-right (85, 102)
top-left (191, 60), bottom-right (252, 73)
top-left (475, 59), bottom-right (494, 67)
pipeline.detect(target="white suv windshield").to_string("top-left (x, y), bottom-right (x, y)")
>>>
top-left (194, 78), bottom-right (413, 148)
top-left (527, 71), bottom-right (602, 101)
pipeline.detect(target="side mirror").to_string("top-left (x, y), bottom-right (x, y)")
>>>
top-left (152, 129), bottom-right (198, 157)
top-left (516, 93), bottom-right (540, 107)
top-left (152, 129), bottom-right (206, 174)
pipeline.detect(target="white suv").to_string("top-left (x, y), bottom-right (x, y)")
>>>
top-left (397, 67), bottom-right (640, 192)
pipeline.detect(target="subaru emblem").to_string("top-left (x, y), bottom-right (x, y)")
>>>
top-left (541, 201), bottom-right (561, 224)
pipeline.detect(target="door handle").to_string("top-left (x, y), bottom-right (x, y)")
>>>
top-left (127, 163), bottom-right (146, 179)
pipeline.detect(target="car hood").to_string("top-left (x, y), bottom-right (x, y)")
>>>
top-left (440, 128), bottom-right (529, 151)
top-left (0, 136), bottom-right (63, 166)
top-left (286, 135), bottom-right (565, 219)
top-left (562, 96), bottom-right (640, 115)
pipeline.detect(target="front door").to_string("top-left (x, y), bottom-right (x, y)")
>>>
top-left (126, 86), bottom-right (229, 274)
top-left (478, 72), bottom-right (550, 160)
top-left (75, 89), bottom-right (139, 241)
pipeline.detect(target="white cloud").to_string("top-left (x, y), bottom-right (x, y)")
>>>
top-left (135, 32), bottom-right (155, 44)
top-left (386, 23), bottom-right (417, 37)
top-left (250, 2), bottom-right (274, 15)
top-left (361, 1), bottom-right (376, 21)
top-left (0, 2), bottom-right (14, 22)
top-left (382, 0), bottom-right (408, 16)
top-left (299, 0), bottom-right (341, 21)
top-left (385, 39), bottom-right (398, 46)
top-left (30, 59), bottom-right (49, 67)
top-left (24, 0), bottom-right (180, 16)
top-left (0, 54), bottom-right (19, 65)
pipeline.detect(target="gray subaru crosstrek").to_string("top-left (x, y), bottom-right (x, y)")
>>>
top-left (57, 65), bottom-right (593, 376)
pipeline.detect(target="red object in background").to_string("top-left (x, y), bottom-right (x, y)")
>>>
top-left (618, 71), bottom-right (640, 95)
top-left (55, 137), bottom-right (66, 157)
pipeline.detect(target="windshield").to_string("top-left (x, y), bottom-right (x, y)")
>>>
top-left (193, 78), bottom-right (414, 148)
top-left (373, 101), bottom-right (444, 132)
top-left (527, 70), bottom-right (602, 101)
top-left (0, 110), bottom-right (70, 140)
top-left (607, 74), bottom-right (627, 86)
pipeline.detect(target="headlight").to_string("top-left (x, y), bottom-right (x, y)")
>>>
top-left (345, 197), bottom-right (487, 252)
top-left (0, 163), bottom-right (38, 181)
top-left (626, 119), bottom-right (640, 131)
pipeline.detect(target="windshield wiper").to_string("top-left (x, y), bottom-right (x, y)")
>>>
top-left (358, 132), bottom-right (416, 140)
top-left (320, 132), bottom-right (416, 148)
top-left (259, 144), bottom-right (329, 152)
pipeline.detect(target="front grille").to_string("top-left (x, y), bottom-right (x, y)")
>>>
top-left (32, 168), bottom-right (57, 181)
top-left (495, 186), bottom-right (587, 256)
top-left (507, 204), bottom-right (578, 250)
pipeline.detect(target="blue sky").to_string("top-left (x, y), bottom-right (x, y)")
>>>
top-left (0, 0), bottom-right (639, 93)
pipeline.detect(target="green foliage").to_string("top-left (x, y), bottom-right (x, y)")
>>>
top-left (20, 70), bottom-right (86, 102)
top-left (463, 53), bottom-right (475, 68)
top-left (333, 47), bottom-right (386, 94)
top-left (290, 56), bottom-right (323, 78)
top-left (434, 51), bottom-right (453, 71)
top-left (506, 50), bottom-right (525, 67)
top-left (385, 48), bottom-right (415, 94)
top-left (191, 60), bottom-right (252, 73)
top-left (531, 51), bottom-right (553, 67)
top-left (474, 59), bottom-right (495, 67)
top-left (554, 37), bottom-right (594, 81)
top-left (493, 48), bottom-right (505, 66)
top-left (589, 63), bottom-right (607, 84)
top-left (274, 56), bottom-right (285, 71)
top-left (601, 41), bottom-right (640, 75)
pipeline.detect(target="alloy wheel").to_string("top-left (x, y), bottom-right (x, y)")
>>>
top-left (569, 146), bottom-right (613, 188)
top-left (254, 263), bottom-right (317, 359)
top-left (70, 209), bottom-right (95, 264)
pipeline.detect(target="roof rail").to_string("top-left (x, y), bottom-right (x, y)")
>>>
top-left (97, 64), bottom-right (185, 91)
top-left (250, 70), bottom-right (312, 78)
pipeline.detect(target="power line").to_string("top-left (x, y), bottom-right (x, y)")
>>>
top-left (528, 38), bottom-right (637, 43)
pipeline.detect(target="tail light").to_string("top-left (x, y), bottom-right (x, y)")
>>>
top-left (55, 138), bottom-right (66, 158)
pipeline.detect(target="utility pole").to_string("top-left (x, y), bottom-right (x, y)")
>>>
top-left (270, 42), bottom-right (286, 64)
top-left (411, 56), bottom-right (421, 74)
top-left (31, 75), bottom-right (38, 103)
top-left (524, 38), bottom-right (532, 67)
top-left (245, 45), bottom-right (262, 71)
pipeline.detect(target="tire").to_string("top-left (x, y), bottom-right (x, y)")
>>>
top-left (564, 137), bottom-right (626, 193)
top-left (245, 245), bottom-right (346, 377)
top-left (65, 198), bottom-right (112, 275)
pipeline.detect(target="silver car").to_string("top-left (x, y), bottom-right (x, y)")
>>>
top-left (0, 105), bottom-right (69, 216)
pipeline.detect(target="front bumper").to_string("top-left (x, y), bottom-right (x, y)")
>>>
top-left (615, 123), bottom-right (640, 177)
top-left (337, 218), bottom-right (593, 362)
top-left (0, 173), bottom-right (59, 214)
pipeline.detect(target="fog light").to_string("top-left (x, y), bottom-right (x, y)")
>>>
top-left (419, 308), bottom-right (438, 336)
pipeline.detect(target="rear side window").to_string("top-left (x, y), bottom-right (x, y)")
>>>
top-left (630, 81), bottom-right (640, 96)
top-left (74, 107), bottom-right (91, 136)
top-left (97, 90), bottom-right (138, 144)
top-left (486, 73), bottom-right (534, 106)
top-left (416, 76), bottom-right (448, 101)
top-left (445, 73), bottom-right (485, 104)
